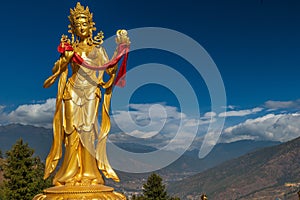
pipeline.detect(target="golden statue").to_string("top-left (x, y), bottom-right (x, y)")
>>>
top-left (201, 194), bottom-right (208, 200)
top-left (34, 2), bottom-right (130, 199)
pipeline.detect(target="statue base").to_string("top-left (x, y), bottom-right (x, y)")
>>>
top-left (33, 185), bottom-right (126, 200)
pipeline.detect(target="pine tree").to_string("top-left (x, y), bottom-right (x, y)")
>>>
top-left (137, 173), bottom-right (181, 200)
top-left (142, 173), bottom-right (168, 200)
top-left (0, 185), bottom-right (4, 200)
top-left (132, 194), bottom-right (145, 200)
top-left (0, 148), bottom-right (4, 200)
top-left (169, 197), bottom-right (181, 200)
top-left (0, 149), bottom-right (3, 171)
top-left (2, 138), bottom-right (51, 200)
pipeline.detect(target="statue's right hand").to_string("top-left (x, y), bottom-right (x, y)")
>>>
top-left (44, 48), bottom-right (72, 88)
top-left (43, 76), bottom-right (56, 88)
top-left (52, 61), bottom-right (59, 74)
top-left (64, 51), bottom-right (74, 61)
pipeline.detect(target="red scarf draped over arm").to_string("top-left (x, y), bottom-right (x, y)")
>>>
top-left (58, 42), bottom-right (129, 87)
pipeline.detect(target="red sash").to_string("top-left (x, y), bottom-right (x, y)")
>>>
top-left (57, 42), bottom-right (129, 87)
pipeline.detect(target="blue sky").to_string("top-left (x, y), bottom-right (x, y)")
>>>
top-left (0, 0), bottom-right (300, 155)
top-left (0, 0), bottom-right (299, 106)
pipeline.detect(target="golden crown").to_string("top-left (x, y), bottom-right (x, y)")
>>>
top-left (68, 2), bottom-right (96, 32)
top-left (69, 2), bottom-right (93, 22)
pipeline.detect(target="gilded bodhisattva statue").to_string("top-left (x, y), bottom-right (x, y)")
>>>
top-left (33, 2), bottom-right (130, 199)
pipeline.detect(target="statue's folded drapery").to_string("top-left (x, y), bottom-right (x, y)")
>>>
top-left (43, 41), bottom-right (129, 185)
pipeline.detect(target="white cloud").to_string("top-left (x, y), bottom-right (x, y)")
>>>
top-left (111, 103), bottom-right (201, 152)
top-left (0, 105), bottom-right (5, 112)
top-left (227, 105), bottom-right (236, 110)
top-left (198, 130), bottom-right (222, 158)
top-left (203, 111), bottom-right (216, 118)
top-left (112, 103), bottom-right (187, 138)
top-left (0, 100), bottom-right (202, 151)
top-left (264, 99), bottom-right (300, 110)
top-left (218, 107), bottom-right (263, 117)
top-left (5, 98), bottom-right (300, 154)
top-left (222, 113), bottom-right (300, 143)
top-left (128, 130), bottom-right (159, 138)
top-left (222, 105), bottom-right (236, 110)
top-left (0, 98), bottom-right (55, 128)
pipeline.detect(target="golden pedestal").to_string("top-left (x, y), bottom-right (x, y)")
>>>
top-left (33, 185), bottom-right (126, 200)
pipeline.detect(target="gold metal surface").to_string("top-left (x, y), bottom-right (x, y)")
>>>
top-left (33, 185), bottom-right (126, 200)
top-left (201, 194), bottom-right (208, 200)
top-left (34, 2), bottom-right (129, 199)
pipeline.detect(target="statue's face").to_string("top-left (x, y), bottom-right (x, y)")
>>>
top-left (74, 17), bottom-right (90, 39)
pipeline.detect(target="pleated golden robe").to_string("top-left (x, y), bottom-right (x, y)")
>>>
top-left (44, 45), bottom-right (119, 186)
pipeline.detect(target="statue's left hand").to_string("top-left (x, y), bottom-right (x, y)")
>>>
top-left (115, 29), bottom-right (130, 45)
top-left (98, 80), bottom-right (112, 88)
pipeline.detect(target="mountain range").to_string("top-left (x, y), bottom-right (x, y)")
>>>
top-left (0, 124), bottom-right (279, 172)
top-left (0, 124), bottom-right (52, 159)
top-left (0, 123), bottom-right (291, 199)
top-left (168, 136), bottom-right (300, 199)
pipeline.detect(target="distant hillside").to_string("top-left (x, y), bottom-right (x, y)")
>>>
top-left (0, 124), bottom-right (52, 160)
top-left (163, 140), bottom-right (280, 173)
top-left (0, 124), bottom-right (279, 172)
top-left (0, 124), bottom-right (286, 197)
top-left (113, 142), bottom-right (157, 153)
top-left (107, 141), bottom-right (280, 194)
top-left (168, 136), bottom-right (300, 199)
